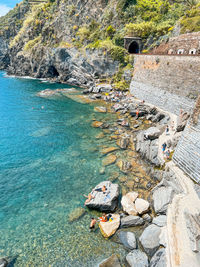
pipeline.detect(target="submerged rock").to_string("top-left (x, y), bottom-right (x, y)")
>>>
top-left (126, 250), bottom-right (148, 267)
top-left (117, 231), bottom-right (137, 249)
top-left (102, 154), bottom-right (117, 166)
top-left (139, 224), bottom-right (161, 257)
top-left (116, 160), bottom-right (132, 173)
top-left (68, 207), bottom-right (86, 222)
top-left (85, 181), bottom-right (119, 211)
top-left (94, 106), bottom-right (107, 113)
top-left (99, 254), bottom-right (121, 267)
top-left (92, 121), bottom-right (104, 128)
top-left (101, 147), bottom-right (119, 155)
top-left (117, 135), bottom-right (130, 149)
top-left (99, 214), bottom-right (120, 238)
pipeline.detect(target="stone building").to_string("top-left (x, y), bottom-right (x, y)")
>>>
top-left (152, 32), bottom-right (200, 55)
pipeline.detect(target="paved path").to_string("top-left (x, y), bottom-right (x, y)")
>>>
top-left (166, 162), bottom-right (200, 267)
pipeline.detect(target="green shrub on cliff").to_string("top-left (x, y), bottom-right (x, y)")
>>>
top-left (106, 25), bottom-right (116, 38)
top-left (24, 35), bottom-right (41, 51)
top-left (76, 26), bottom-right (90, 43)
top-left (113, 80), bottom-right (129, 91)
top-left (180, 4), bottom-right (200, 33)
top-left (125, 21), bottom-right (156, 37)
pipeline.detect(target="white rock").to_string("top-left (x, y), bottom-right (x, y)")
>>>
top-left (99, 214), bottom-right (120, 238)
top-left (121, 192), bottom-right (138, 215)
top-left (135, 198), bottom-right (150, 214)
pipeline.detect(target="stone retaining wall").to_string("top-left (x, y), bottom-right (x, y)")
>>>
top-left (173, 121), bottom-right (200, 184)
top-left (130, 54), bottom-right (200, 115)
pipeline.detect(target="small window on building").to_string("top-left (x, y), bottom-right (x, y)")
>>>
top-left (177, 49), bottom-right (184, 55)
top-left (168, 49), bottom-right (173, 55)
top-left (189, 48), bottom-right (196, 55)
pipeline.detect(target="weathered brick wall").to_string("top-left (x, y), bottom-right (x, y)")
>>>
top-left (130, 54), bottom-right (200, 115)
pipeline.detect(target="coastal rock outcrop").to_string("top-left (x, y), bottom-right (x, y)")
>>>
top-left (85, 181), bottom-right (119, 212)
top-left (136, 129), bottom-right (160, 166)
top-left (152, 170), bottom-right (183, 214)
top-left (99, 214), bottom-right (120, 238)
top-left (126, 250), bottom-right (148, 267)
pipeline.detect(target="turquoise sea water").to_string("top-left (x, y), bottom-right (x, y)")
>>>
top-left (0, 72), bottom-right (126, 266)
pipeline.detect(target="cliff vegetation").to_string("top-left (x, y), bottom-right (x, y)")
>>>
top-left (0, 0), bottom-right (199, 88)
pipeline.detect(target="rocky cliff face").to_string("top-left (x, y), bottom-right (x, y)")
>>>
top-left (0, 0), bottom-right (121, 86)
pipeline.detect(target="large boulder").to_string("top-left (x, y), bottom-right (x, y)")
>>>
top-left (139, 224), bottom-right (161, 257)
top-left (121, 215), bottom-right (144, 228)
top-left (121, 192), bottom-right (138, 215)
top-left (117, 231), bottom-right (137, 249)
top-left (144, 127), bottom-right (161, 140)
top-left (150, 248), bottom-right (166, 267)
top-left (99, 214), bottom-right (120, 238)
top-left (135, 198), bottom-right (150, 215)
top-left (99, 254), bottom-right (121, 267)
top-left (153, 186), bottom-right (174, 214)
top-left (136, 132), bottom-right (160, 166)
top-left (85, 181), bottom-right (119, 211)
top-left (126, 250), bottom-right (148, 267)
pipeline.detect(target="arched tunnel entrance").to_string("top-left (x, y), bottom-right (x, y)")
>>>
top-left (128, 41), bottom-right (139, 54)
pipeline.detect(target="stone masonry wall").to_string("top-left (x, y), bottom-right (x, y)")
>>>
top-left (130, 54), bottom-right (200, 115)
top-left (173, 96), bottom-right (200, 184)
top-left (152, 31), bottom-right (200, 55)
top-left (173, 120), bottom-right (200, 184)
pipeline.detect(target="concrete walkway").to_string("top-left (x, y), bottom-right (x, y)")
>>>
top-left (166, 161), bottom-right (200, 267)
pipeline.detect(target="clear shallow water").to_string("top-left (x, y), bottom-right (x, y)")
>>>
top-left (0, 72), bottom-right (125, 266)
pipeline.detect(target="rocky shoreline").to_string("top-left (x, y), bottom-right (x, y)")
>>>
top-left (2, 79), bottom-right (199, 267)
top-left (35, 82), bottom-right (200, 267)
